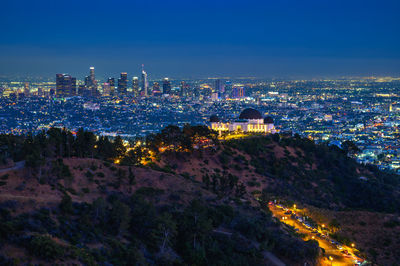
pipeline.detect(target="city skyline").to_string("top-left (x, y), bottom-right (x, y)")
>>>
top-left (1, 0), bottom-right (399, 78)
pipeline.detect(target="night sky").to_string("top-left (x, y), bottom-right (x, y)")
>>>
top-left (1, 0), bottom-right (399, 79)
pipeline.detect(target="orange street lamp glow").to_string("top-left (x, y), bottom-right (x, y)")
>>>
top-left (351, 243), bottom-right (355, 248)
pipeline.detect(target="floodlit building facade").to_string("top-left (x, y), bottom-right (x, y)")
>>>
top-left (210, 108), bottom-right (276, 134)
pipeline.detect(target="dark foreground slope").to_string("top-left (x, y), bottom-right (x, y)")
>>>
top-left (159, 134), bottom-right (400, 264)
top-left (1, 129), bottom-right (399, 265)
top-left (0, 159), bottom-right (318, 265)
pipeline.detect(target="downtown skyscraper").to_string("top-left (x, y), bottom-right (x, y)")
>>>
top-left (132, 77), bottom-right (139, 97)
top-left (56, 74), bottom-right (76, 97)
top-left (85, 67), bottom-right (98, 97)
top-left (118, 72), bottom-right (128, 96)
top-left (141, 65), bottom-right (149, 96)
top-left (162, 78), bottom-right (171, 95)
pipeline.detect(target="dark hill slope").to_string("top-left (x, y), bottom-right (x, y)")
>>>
top-left (160, 134), bottom-right (400, 213)
top-left (0, 157), bottom-right (319, 265)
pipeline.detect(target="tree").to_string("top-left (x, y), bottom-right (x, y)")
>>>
top-left (153, 213), bottom-right (177, 255)
top-left (121, 146), bottom-right (148, 166)
top-left (161, 125), bottom-right (183, 150)
top-left (59, 194), bottom-right (73, 214)
top-left (91, 197), bottom-right (108, 227)
top-left (342, 140), bottom-right (360, 155)
top-left (25, 150), bottom-right (45, 179)
top-left (109, 200), bottom-right (131, 236)
top-left (113, 136), bottom-right (126, 158)
top-left (96, 136), bottom-right (116, 160)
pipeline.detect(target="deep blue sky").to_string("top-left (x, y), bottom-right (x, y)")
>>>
top-left (1, 0), bottom-right (399, 79)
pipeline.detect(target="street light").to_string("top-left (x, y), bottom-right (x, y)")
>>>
top-left (351, 243), bottom-right (355, 248)
top-left (329, 256), bottom-right (333, 266)
top-left (293, 204), bottom-right (296, 209)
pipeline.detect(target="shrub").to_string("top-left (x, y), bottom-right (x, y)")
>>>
top-left (383, 220), bottom-right (400, 228)
top-left (85, 171), bottom-right (93, 178)
top-left (135, 187), bottom-right (164, 197)
top-left (247, 180), bottom-right (261, 187)
top-left (96, 172), bottom-right (105, 178)
top-left (27, 235), bottom-right (64, 259)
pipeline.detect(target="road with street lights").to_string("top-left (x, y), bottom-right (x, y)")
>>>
top-left (269, 203), bottom-right (365, 266)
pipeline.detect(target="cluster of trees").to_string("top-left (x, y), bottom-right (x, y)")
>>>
top-left (225, 135), bottom-right (400, 213)
top-left (0, 128), bottom-right (126, 168)
top-left (146, 124), bottom-right (218, 153)
top-left (120, 124), bottom-right (219, 166)
top-left (0, 191), bottom-right (320, 265)
top-left (0, 125), bottom-right (220, 170)
top-left (202, 172), bottom-right (246, 198)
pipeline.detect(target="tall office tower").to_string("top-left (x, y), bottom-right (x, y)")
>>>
top-left (56, 74), bottom-right (76, 97)
top-left (71, 77), bottom-right (77, 95)
top-left (84, 76), bottom-right (90, 88)
top-left (85, 67), bottom-right (97, 88)
top-left (162, 78), bottom-right (171, 95)
top-left (118, 72), bottom-right (128, 96)
top-left (180, 81), bottom-right (186, 97)
top-left (107, 77), bottom-right (115, 96)
top-left (232, 85), bottom-right (245, 98)
top-left (24, 82), bottom-right (30, 97)
top-left (90, 67), bottom-right (95, 82)
top-left (215, 79), bottom-right (224, 95)
top-left (224, 80), bottom-right (232, 99)
top-left (141, 64), bottom-right (149, 96)
top-left (78, 85), bottom-right (86, 96)
top-left (102, 82), bottom-right (111, 96)
top-left (132, 77), bottom-right (139, 97)
top-left (37, 87), bottom-right (43, 97)
top-left (152, 82), bottom-right (162, 96)
top-left (83, 67), bottom-right (97, 97)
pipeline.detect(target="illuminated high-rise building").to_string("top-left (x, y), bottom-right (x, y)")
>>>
top-left (152, 82), bottom-right (162, 96)
top-left (224, 80), bottom-right (232, 98)
top-left (102, 82), bottom-right (111, 96)
top-left (24, 82), bottom-right (30, 97)
top-left (78, 85), bottom-right (86, 96)
top-left (132, 77), bottom-right (139, 97)
top-left (84, 66), bottom-right (97, 96)
top-left (162, 78), bottom-right (171, 95)
top-left (37, 87), bottom-right (43, 97)
top-left (180, 81), bottom-right (187, 97)
top-left (118, 72), bottom-right (128, 96)
top-left (141, 65), bottom-right (149, 96)
top-left (215, 79), bottom-right (224, 95)
top-left (71, 77), bottom-right (77, 95)
top-left (90, 67), bottom-right (95, 81)
top-left (85, 67), bottom-right (96, 88)
top-left (232, 85), bottom-right (245, 98)
top-left (107, 77), bottom-right (115, 96)
top-left (56, 73), bottom-right (76, 97)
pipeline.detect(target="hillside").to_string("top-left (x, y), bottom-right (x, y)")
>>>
top-left (156, 134), bottom-right (400, 264)
top-left (0, 127), bottom-right (399, 265)
top-left (0, 159), bottom-right (318, 265)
